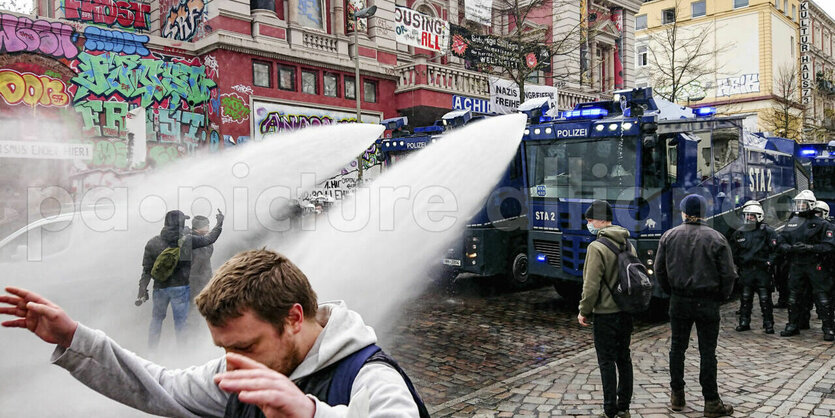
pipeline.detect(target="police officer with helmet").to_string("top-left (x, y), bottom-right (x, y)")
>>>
top-left (731, 200), bottom-right (779, 334)
top-left (778, 190), bottom-right (835, 340)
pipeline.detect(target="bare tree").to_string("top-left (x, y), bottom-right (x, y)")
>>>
top-left (642, 0), bottom-right (723, 103)
top-left (455, 0), bottom-right (593, 102)
top-left (762, 65), bottom-right (804, 141)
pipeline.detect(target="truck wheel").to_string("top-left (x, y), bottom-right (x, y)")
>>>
top-left (507, 250), bottom-right (530, 289)
top-left (553, 281), bottom-right (582, 304)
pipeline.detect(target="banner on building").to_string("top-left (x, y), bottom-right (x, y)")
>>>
top-left (252, 101), bottom-right (381, 141)
top-left (452, 95), bottom-right (493, 114)
top-left (394, 6), bottom-right (450, 53)
top-left (465, 0), bottom-right (492, 26)
top-left (489, 77), bottom-right (558, 114)
top-left (800, 1), bottom-right (811, 105)
top-left (450, 24), bottom-right (550, 72)
top-left (0, 141), bottom-right (92, 160)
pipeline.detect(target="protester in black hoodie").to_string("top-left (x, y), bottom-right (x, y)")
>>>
top-left (138, 209), bottom-right (223, 348)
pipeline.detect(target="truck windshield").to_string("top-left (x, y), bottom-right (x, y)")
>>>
top-left (527, 137), bottom-right (638, 201)
top-left (813, 165), bottom-right (835, 200)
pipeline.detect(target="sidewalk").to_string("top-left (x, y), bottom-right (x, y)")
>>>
top-left (430, 302), bottom-right (835, 417)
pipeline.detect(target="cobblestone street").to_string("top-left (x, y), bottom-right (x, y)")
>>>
top-left (384, 280), bottom-right (835, 417)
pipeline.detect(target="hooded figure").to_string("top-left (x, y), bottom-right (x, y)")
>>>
top-left (138, 209), bottom-right (224, 348)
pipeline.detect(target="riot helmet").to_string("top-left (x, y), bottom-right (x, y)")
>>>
top-left (742, 201), bottom-right (764, 224)
top-left (792, 190), bottom-right (817, 213)
top-left (814, 200), bottom-right (830, 218)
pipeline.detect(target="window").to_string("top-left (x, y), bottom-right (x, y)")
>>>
top-left (525, 70), bottom-right (541, 84)
top-left (791, 36), bottom-right (795, 57)
top-left (712, 128), bottom-right (739, 173)
top-left (301, 69), bottom-right (318, 95)
top-left (692, 1), bottom-right (706, 17)
top-left (636, 15), bottom-right (647, 30)
top-left (637, 45), bottom-right (648, 66)
top-left (324, 73), bottom-right (338, 97)
top-left (783, 0), bottom-right (788, 15)
top-left (345, 76), bottom-right (356, 100)
top-left (733, 0), bottom-right (748, 8)
top-left (253, 61), bottom-right (271, 88)
top-left (278, 65), bottom-right (296, 91)
top-left (363, 79), bottom-right (377, 103)
top-left (662, 8), bottom-right (675, 25)
top-left (792, 4), bottom-right (796, 20)
top-left (775, 0), bottom-right (779, 9)
top-left (297, 0), bottom-right (324, 30)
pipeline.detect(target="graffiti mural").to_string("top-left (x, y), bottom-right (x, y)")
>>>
top-left (83, 26), bottom-right (149, 55)
top-left (161, 0), bottom-right (208, 41)
top-left (0, 69), bottom-right (71, 108)
top-left (70, 52), bottom-right (216, 108)
top-left (716, 73), bottom-right (760, 97)
top-left (220, 93), bottom-right (249, 124)
top-left (0, 13), bottom-right (79, 59)
top-left (231, 84), bottom-right (252, 95)
top-left (253, 100), bottom-right (380, 140)
top-left (62, 0), bottom-right (152, 31)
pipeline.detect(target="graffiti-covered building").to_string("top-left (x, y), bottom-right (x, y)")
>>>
top-left (0, 0), bottom-right (645, 229)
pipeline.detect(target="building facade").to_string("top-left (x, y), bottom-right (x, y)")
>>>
top-left (636, 0), bottom-right (803, 136)
top-left (802, 0), bottom-right (835, 142)
top-left (0, 0), bottom-right (642, 231)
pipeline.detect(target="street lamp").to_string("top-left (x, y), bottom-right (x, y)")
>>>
top-left (353, 5), bottom-right (377, 123)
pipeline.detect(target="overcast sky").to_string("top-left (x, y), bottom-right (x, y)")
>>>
top-left (818, 1), bottom-right (835, 23)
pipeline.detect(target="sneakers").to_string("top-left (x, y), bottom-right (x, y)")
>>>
top-left (670, 389), bottom-right (685, 411)
top-left (704, 399), bottom-right (734, 417)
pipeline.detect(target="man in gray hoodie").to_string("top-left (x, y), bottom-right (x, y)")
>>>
top-left (578, 200), bottom-right (634, 418)
top-left (0, 249), bottom-right (428, 418)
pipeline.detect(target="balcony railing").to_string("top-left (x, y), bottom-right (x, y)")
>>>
top-left (395, 63), bottom-right (489, 98)
top-left (395, 62), bottom-right (601, 111)
top-left (302, 30), bottom-right (338, 53)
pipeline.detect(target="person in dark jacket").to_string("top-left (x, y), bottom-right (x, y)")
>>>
top-left (730, 201), bottom-right (779, 334)
top-left (138, 209), bottom-right (223, 348)
top-left (189, 215), bottom-right (215, 305)
top-left (578, 200), bottom-right (634, 418)
top-left (654, 194), bottom-right (736, 417)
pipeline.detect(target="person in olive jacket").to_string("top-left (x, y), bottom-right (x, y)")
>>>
top-left (578, 200), bottom-right (634, 418)
top-left (138, 209), bottom-right (223, 348)
top-left (654, 194), bottom-right (736, 417)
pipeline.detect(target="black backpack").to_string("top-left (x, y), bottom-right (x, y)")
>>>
top-left (597, 237), bottom-right (653, 313)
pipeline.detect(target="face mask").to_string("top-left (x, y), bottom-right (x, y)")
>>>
top-left (587, 223), bottom-right (599, 235)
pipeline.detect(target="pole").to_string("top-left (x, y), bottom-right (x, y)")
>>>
top-left (354, 17), bottom-right (362, 123)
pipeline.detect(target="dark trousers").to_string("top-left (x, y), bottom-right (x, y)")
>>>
top-left (593, 312), bottom-right (634, 416)
top-left (669, 295), bottom-right (721, 401)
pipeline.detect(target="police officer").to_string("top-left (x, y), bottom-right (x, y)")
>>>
top-left (779, 190), bottom-right (835, 340)
top-left (731, 201), bottom-right (779, 334)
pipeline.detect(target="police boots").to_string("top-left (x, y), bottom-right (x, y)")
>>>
top-left (759, 288), bottom-right (775, 334)
top-left (815, 293), bottom-right (835, 342)
top-left (736, 288), bottom-right (753, 332)
top-left (781, 305), bottom-right (801, 337)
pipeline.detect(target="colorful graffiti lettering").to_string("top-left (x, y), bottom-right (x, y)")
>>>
top-left (89, 137), bottom-right (130, 168)
top-left (223, 135), bottom-right (250, 146)
top-left (259, 112), bottom-right (353, 135)
top-left (161, 0), bottom-right (207, 41)
top-left (75, 100), bottom-right (129, 136)
top-left (63, 0), bottom-right (151, 30)
top-left (148, 144), bottom-right (180, 166)
top-left (220, 93), bottom-right (250, 124)
top-left (209, 129), bottom-right (219, 152)
top-left (0, 69), bottom-right (70, 108)
top-left (231, 84), bottom-right (253, 95)
top-left (0, 13), bottom-right (79, 59)
top-left (155, 108), bottom-right (206, 147)
top-left (83, 26), bottom-right (149, 55)
top-left (71, 52), bottom-right (217, 108)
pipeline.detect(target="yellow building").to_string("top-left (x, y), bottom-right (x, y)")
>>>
top-left (636, 0), bottom-right (803, 137)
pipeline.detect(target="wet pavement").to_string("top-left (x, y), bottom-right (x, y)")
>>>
top-left (384, 278), bottom-right (835, 417)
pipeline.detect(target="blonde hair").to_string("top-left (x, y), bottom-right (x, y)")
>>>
top-left (195, 249), bottom-right (318, 333)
